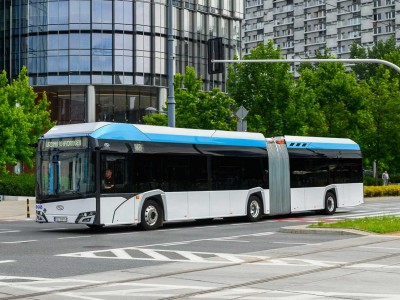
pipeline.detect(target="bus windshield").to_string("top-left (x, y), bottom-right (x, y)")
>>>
top-left (37, 149), bottom-right (95, 199)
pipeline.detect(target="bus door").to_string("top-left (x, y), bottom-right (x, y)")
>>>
top-left (267, 139), bottom-right (291, 215)
top-left (49, 154), bottom-right (61, 194)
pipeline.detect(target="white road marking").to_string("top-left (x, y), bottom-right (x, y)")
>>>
top-left (194, 225), bottom-right (218, 229)
top-left (334, 211), bottom-right (400, 219)
top-left (40, 228), bottom-right (68, 231)
top-left (0, 260), bottom-right (15, 264)
top-left (1, 240), bottom-right (37, 244)
top-left (0, 230), bottom-right (20, 234)
top-left (58, 247), bottom-right (268, 264)
top-left (272, 241), bottom-right (319, 245)
top-left (361, 246), bottom-right (400, 251)
top-left (211, 237), bottom-right (249, 243)
top-left (134, 231), bottom-right (275, 248)
top-left (138, 249), bottom-right (171, 261)
top-left (57, 236), bottom-right (91, 240)
top-left (110, 249), bottom-right (133, 260)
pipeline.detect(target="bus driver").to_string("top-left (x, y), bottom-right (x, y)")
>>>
top-left (103, 169), bottom-right (114, 190)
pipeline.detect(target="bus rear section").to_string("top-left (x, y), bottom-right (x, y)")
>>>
top-left (266, 136), bottom-right (363, 216)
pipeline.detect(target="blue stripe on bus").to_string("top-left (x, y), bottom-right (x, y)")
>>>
top-left (145, 133), bottom-right (266, 147)
top-left (90, 124), bottom-right (266, 148)
top-left (287, 142), bottom-right (360, 151)
top-left (90, 124), bottom-right (152, 142)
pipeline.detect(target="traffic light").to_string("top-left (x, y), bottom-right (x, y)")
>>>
top-left (208, 37), bottom-right (224, 74)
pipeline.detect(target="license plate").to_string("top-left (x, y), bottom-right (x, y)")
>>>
top-left (54, 216), bottom-right (68, 222)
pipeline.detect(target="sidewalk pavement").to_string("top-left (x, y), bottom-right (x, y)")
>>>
top-left (0, 198), bottom-right (36, 220)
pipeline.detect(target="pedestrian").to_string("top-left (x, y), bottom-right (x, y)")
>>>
top-left (382, 170), bottom-right (389, 186)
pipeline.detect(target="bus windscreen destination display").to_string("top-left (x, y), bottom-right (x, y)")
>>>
top-left (42, 137), bottom-right (88, 150)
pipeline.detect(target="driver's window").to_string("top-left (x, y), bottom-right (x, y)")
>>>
top-left (101, 155), bottom-right (127, 193)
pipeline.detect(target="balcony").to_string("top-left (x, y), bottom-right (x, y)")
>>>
top-left (304, 0), bottom-right (325, 9)
top-left (245, 10), bottom-right (264, 20)
top-left (273, 5), bottom-right (294, 15)
top-left (244, 22), bottom-right (264, 32)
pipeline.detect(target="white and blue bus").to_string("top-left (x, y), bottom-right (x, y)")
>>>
top-left (35, 122), bottom-right (363, 230)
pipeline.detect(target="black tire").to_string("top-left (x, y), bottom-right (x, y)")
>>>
top-left (323, 192), bottom-right (337, 215)
top-left (247, 195), bottom-right (263, 222)
top-left (140, 199), bottom-right (163, 230)
top-left (195, 218), bottom-right (214, 224)
top-left (86, 224), bottom-right (104, 230)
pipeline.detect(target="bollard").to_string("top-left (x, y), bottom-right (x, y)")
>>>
top-left (27, 199), bottom-right (30, 218)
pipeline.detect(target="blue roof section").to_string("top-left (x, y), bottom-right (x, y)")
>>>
top-left (90, 123), bottom-right (152, 142)
top-left (284, 136), bottom-right (360, 151)
top-left (42, 123), bottom-right (267, 148)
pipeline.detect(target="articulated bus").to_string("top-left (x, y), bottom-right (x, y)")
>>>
top-left (35, 122), bottom-right (363, 230)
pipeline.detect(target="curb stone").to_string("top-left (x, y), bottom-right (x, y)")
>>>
top-left (279, 224), bottom-right (372, 236)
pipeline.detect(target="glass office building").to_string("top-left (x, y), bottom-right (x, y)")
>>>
top-left (0, 0), bottom-right (243, 124)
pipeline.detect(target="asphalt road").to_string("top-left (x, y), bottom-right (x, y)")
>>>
top-left (1, 198), bottom-right (400, 299)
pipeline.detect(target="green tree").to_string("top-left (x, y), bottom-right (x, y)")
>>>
top-left (0, 67), bottom-right (54, 172)
top-left (350, 36), bottom-right (400, 81)
top-left (227, 41), bottom-right (297, 136)
top-left (287, 78), bottom-right (327, 136)
top-left (144, 67), bottom-right (237, 130)
top-left (297, 59), bottom-right (371, 140)
top-left (349, 37), bottom-right (400, 172)
top-left (365, 68), bottom-right (400, 171)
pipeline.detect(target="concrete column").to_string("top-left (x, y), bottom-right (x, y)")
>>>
top-left (87, 85), bottom-right (96, 122)
top-left (158, 87), bottom-right (167, 111)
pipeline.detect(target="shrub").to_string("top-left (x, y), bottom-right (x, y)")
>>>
top-left (363, 175), bottom-right (379, 186)
top-left (0, 173), bottom-right (35, 196)
top-left (390, 174), bottom-right (400, 184)
top-left (364, 185), bottom-right (400, 197)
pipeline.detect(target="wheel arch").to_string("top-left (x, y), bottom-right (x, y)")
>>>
top-left (245, 188), bottom-right (267, 214)
top-left (137, 190), bottom-right (166, 224)
top-left (324, 185), bottom-right (338, 205)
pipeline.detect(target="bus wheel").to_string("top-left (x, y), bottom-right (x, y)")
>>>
top-left (247, 195), bottom-right (263, 222)
top-left (323, 192), bottom-right (336, 215)
top-left (141, 200), bottom-right (163, 230)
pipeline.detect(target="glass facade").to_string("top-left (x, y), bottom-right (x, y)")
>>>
top-left (1, 0), bottom-right (243, 124)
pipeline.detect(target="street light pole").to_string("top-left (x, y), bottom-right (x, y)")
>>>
top-left (167, 0), bottom-right (175, 127)
top-left (212, 58), bottom-right (400, 74)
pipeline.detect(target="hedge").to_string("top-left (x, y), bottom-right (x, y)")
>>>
top-left (0, 173), bottom-right (35, 196)
top-left (364, 185), bottom-right (400, 197)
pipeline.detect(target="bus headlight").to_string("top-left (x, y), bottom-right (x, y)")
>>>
top-left (75, 211), bottom-right (96, 224)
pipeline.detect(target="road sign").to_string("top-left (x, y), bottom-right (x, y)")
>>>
top-left (236, 106), bottom-right (248, 120)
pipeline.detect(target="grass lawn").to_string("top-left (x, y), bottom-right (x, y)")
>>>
top-left (310, 216), bottom-right (400, 234)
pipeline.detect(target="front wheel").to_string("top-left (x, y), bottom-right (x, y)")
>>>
top-left (323, 192), bottom-right (336, 215)
top-left (140, 199), bottom-right (163, 230)
top-left (247, 195), bottom-right (263, 222)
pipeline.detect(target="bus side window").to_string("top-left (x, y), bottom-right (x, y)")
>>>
top-left (101, 155), bottom-right (128, 193)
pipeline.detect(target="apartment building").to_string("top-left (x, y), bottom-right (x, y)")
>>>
top-left (244, 0), bottom-right (399, 59)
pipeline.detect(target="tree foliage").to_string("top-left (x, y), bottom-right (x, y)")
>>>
top-left (350, 38), bottom-right (400, 171)
top-left (0, 67), bottom-right (54, 172)
top-left (144, 66), bottom-right (237, 130)
top-left (227, 41), bottom-right (295, 135)
top-left (297, 59), bottom-right (372, 139)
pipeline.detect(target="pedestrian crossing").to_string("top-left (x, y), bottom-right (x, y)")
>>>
top-left (57, 246), bottom-right (400, 270)
top-left (58, 247), bottom-right (269, 264)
